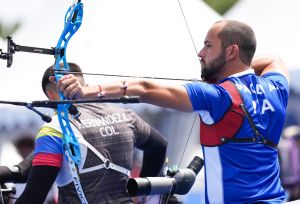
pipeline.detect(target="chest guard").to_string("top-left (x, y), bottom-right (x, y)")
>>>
top-left (200, 80), bottom-right (278, 148)
top-left (200, 81), bottom-right (245, 146)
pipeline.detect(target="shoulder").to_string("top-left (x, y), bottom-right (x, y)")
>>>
top-left (184, 81), bottom-right (231, 99)
top-left (184, 82), bottom-right (232, 121)
top-left (36, 115), bottom-right (62, 139)
top-left (261, 71), bottom-right (289, 88)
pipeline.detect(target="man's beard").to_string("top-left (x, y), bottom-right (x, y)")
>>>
top-left (201, 52), bottom-right (226, 83)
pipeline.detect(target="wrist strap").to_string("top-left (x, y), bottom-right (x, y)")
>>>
top-left (121, 80), bottom-right (128, 96)
top-left (97, 85), bottom-right (106, 98)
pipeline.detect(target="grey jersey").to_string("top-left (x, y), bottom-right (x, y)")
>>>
top-left (58, 103), bottom-right (151, 204)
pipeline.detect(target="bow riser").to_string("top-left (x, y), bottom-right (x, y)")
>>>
top-left (54, 2), bottom-right (84, 166)
top-left (54, 2), bottom-right (88, 203)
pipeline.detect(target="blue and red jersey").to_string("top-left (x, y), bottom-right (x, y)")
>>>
top-left (184, 70), bottom-right (289, 203)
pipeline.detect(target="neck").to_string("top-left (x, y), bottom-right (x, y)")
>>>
top-left (217, 61), bottom-right (250, 82)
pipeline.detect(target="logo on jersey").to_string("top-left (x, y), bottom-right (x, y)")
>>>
top-left (75, 113), bottom-right (129, 137)
top-left (235, 82), bottom-right (279, 114)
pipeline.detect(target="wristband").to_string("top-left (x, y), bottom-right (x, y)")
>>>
top-left (121, 80), bottom-right (128, 96)
top-left (97, 85), bottom-right (106, 98)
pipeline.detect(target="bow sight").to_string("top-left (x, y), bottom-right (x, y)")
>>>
top-left (0, 36), bottom-right (55, 67)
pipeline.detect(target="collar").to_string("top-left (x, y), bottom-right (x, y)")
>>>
top-left (228, 69), bottom-right (254, 78)
top-left (218, 69), bottom-right (254, 84)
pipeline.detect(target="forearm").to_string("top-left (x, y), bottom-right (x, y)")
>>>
top-left (16, 165), bottom-right (59, 204)
top-left (139, 127), bottom-right (167, 177)
top-left (251, 55), bottom-right (289, 80)
top-left (103, 79), bottom-right (148, 99)
top-left (16, 151), bottom-right (34, 180)
top-left (101, 80), bottom-right (192, 112)
top-left (58, 74), bottom-right (193, 111)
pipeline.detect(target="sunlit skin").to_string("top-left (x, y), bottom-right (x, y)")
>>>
top-left (198, 21), bottom-right (249, 83)
top-left (48, 74), bottom-right (85, 100)
top-left (46, 85), bottom-right (59, 100)
top-left (198, 22), bottom-right (226, 83)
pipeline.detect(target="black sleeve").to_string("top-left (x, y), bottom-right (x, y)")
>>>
top-left (138, 127), bottom-right (167, 177)
top-left (0, 151), bottom-right (34, 183)
top-left (15, 165), bottom-right (59, 204)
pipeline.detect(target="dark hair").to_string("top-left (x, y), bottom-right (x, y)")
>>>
top-left (41, 62), bottom-right (83, 96)
top-left (217, 20), bottom-right (256, 66)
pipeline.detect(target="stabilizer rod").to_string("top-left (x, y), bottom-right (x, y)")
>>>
top-left (0, 36), bottom-right (54, 67)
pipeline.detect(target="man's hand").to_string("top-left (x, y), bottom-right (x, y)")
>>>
top-left (251, 55), bottom-right (289, 81)
top-left (49, 74), bottom-right (98, 99)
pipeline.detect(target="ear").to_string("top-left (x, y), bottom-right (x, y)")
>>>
top-left (226, 45), bottom-right (239, 61)
top-left (46, 89), bottom-right (59, 100)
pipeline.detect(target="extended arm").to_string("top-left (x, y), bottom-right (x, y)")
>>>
top-left (51, 76), bottom-right (194, 112)
top-left (101, 80), bottom-right (193, 112)
top-left (251, 55), bottom-right (289, 81)
top-left (138, 127), bottom-right (167, 177)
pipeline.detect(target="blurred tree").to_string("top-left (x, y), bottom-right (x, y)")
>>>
top-left (0, 21), bottom-right (20, 40)
top-left (203, 0), bottom-right (239, 15)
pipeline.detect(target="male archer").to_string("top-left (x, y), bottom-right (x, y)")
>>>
top-left (0, 63), bottom-right (167, 204)
top-left (56, 20), bottom-right (289, 203)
